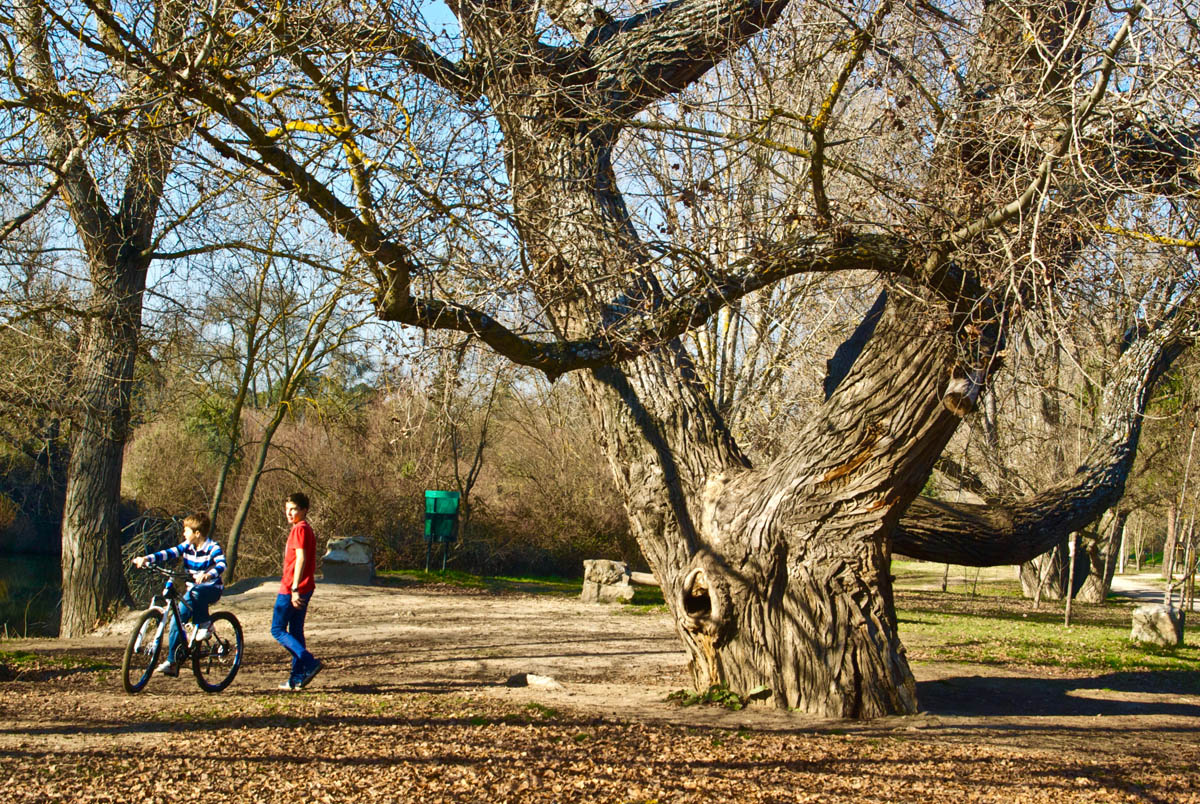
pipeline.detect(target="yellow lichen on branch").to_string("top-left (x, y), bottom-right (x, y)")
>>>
top-left (264, 120), bottom-right (373, 165)
top-left (1098, 225), bottom-right (1200, 248)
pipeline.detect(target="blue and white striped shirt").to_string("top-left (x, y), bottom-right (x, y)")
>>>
top-left (146, 539), bottom-right (227, 589)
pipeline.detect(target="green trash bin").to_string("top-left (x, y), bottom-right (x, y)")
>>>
top-left (424, 490), bottom-right (460, 571)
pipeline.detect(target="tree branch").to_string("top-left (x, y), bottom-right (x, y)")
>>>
top-left (377, 231), bottom-right (916, 379)
top-left (810, 0), bottom-right (894, 224)
top-left (586, 0), bottom-right (793, 117)
top-left (13, 0), bottom-right (118, 266)
top-left (893, 301), bottom-right (1199, 565)
top-left (1107, 121), bottom-right (1200, 195)
top-left (342, 22), bottom-right (484, 103)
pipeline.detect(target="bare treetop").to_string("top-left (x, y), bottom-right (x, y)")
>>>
top-left (55, 1), bottom-right (1197, 381)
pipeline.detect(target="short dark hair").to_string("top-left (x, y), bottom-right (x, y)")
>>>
top-left (183, 511), bottom-right (211, 538)
top-left (287, 492), bottom-right (310, 511)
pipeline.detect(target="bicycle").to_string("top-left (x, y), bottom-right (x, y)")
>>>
top-left (121, 565), bottom-right (244, 694)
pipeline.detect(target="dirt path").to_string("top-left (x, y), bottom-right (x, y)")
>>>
top-left (2, 579), bottom-right (1198, 802)
top-left (1111, 572), bottom-right (1197, 611)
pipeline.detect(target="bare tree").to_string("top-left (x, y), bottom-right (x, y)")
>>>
top-left (89, 0), bottom-right (1200, 716)
top-left (0, 226), bottom-right (78, 550)
top-left (5, 0), bottom-right (209, 633)
top-left (204, 264), bottom-right (372, 581)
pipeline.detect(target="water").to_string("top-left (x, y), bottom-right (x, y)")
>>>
top-left (0, 555), bottom-right (60, 637)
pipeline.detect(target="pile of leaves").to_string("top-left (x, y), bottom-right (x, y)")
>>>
top-left (1, 679), bottom-right (1197, 803)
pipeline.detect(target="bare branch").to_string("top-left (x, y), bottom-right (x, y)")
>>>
top-left (895, 300), bottom-right (1200, 565)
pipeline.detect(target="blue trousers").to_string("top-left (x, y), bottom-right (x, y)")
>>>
top-left (167, 583), bottom-right (221, 664)
top-left (271, 592), bottom-right (315, 680)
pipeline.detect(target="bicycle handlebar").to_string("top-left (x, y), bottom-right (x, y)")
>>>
top-left (140, 564), bottom-right (194, 582)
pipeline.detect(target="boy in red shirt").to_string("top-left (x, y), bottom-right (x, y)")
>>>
top-left (271, 492), bottom-right (322, 690)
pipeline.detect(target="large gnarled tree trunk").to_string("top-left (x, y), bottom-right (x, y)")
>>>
top-left (481, 9), bottom-right (976, 711)
top-left (473, 0), bottom-right (1171, 716)
top-left (59, 255), bottom-right (150, 634)
top-left (576, 292), bottom-right (969, 716)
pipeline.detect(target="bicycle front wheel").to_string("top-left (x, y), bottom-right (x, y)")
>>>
top-left (191, 611), bottom-right (243, 693)
top-left (122, 609), bottom-right (164, 694)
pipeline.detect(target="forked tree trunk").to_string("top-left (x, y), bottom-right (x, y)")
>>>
top-left (471, 0), bottom-right (1182, 718)
top-left (491, 70), bottom-right (966, 712)
top-left (577, 290), bottom-right (966, 717)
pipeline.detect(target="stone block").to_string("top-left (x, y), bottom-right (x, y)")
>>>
top-left (1130, 604), bottom-right (1184, 647)
top-left (321, 535), bottom-right (375, 585)
top-left (584, 559), bottom-right (628, 584)
top-left (581, 559), bottom-right (634, 603)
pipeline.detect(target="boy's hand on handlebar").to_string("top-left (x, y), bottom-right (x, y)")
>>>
top-left (132, 556), bottom-right (149, 569)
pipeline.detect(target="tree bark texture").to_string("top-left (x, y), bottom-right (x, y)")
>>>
top-left (574, 291), bottom-right (968, 716)
top-left (60, 282), bottom-right (145, 634)
top-left (1077, 511), bottom-right (1128, 603)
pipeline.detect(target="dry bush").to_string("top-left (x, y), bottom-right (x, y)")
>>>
top-left (122, 376), bottom-right (635, 579)
top-left (121, 420), bottom-right (218, 514)
top-left (480, 383), bottom-right (637, 573)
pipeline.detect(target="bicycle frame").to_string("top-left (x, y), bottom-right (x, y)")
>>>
top-left (136, 568), bottom-right (199, 663)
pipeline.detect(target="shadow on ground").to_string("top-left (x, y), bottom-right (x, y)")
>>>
top-left (918, 670), bottom-right (1200, 718)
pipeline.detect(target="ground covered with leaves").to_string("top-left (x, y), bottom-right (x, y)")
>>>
top-left (1, 576), bottom-right (1197, 802)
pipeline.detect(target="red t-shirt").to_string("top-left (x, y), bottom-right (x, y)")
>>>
top-left (279, 520), bottom-right (317, 595)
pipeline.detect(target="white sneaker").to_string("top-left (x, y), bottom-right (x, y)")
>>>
top-left (193, 621), bottom-right (212, 641)
top-left (155, 661), bottom-right (179, 677)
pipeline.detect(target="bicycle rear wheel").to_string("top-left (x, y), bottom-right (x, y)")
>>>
top-left (122, 609), bottom-right (164, 694)
top-left (191, 611), bottom-right (243, 692)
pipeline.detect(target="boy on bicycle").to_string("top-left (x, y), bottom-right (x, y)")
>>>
top-left (131, 512), bottom-right (226, 677)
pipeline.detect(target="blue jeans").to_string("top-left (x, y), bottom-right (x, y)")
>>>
top-left (271, 592), bottom-right (315, 680)
top-left (167, 583), bottom-right (221, 664)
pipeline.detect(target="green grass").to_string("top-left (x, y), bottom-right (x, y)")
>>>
top-left (376, 569), bottom-right (581, 596)
top-left (894, 560), bottom-right (1200, 675)
top-left (525, 702), bottom-right (560, 720)
top-left (892, 559), bottom-right (1025, 597)
top-left (668, 683), bottom-right (749, 710)
top-left (0, 648), bottom-right (114, 681)
top-left (897, 591), bottom-right (1200, 676)
top-left (617, 585), bottom-right (666, 612)
top-left (0, 649), bottom-right (109, 670)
